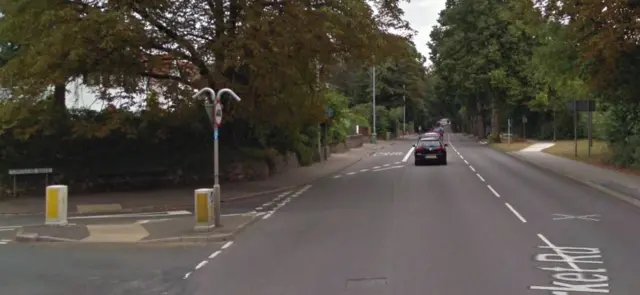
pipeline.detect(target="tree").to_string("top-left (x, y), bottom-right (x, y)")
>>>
top-left (428, 0), bottom-right (538, 140)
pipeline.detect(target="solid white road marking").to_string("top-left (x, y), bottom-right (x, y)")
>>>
top-left (209, 250), bottom-right (221, 259)
top-left (221, 241), bottom-right (234, 249)
top-left (402, 147), bottom-right (415, 162)
top-left (262, 212), bottom-right (274, 219)
top-left (137, 218), bottom-right (170, 224)
top-left (476, 174), bottom-right (485, 182)
top-left (69, 210), bottom-right (191, 220)
top-left (487, 185), bottom-right (500, 197)
top-left (505, 203), bottom-right (527, 223)
top-left (469, 166), bottom-right (476, 172)
top-left (372, 165), bottom-right (403, 172)
top-left (376, 152), bottom-right (404, 156)
top-left (195, 260), bottom-right (208, 270)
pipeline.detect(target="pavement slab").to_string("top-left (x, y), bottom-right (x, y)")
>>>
top-left (141, 213), bottom-right (258, 242)
top-left (13, 213), bottom-right (259, 244)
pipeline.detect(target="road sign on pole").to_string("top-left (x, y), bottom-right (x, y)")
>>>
top-left (193, 87), bottom-right (241, 229)
top-left (214, 102), bottom-right (223, 127)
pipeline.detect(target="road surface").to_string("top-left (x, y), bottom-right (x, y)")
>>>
top-left (181, 133), bottom-right (640, 294)
top-left (3, 133), bottom-right (640, 294)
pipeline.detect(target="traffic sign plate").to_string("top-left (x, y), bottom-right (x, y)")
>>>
top-left (214, 103), bottom-right (223, 126)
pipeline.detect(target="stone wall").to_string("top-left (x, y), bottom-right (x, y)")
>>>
top-left (223, 151), bottom-right (300, 182)
top-left (346, 135), bottom-right (364, 149)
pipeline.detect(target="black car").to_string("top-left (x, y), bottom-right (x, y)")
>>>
top-left (413, 138), bottom-right (448, 165)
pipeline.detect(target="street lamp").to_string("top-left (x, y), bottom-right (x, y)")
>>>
top-left (403, 84), bottom-right (406, 135)
top-left (371, 66), bottom-right (376, 144)
top-left (193, 87), bottom-right (241, 227)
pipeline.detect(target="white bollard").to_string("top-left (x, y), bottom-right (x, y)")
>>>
top-left (45, 185), bottom-right (68, 226)
top-left (194, 188), bottom-right (215, 231)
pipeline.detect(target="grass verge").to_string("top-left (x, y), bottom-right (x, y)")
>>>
top-left (543, 140), bottom-right (640, 176)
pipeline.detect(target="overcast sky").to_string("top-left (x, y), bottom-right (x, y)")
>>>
top-left (400, 0), bottom-right (446, 63)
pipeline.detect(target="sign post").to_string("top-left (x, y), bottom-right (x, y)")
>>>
top-left (193, 87), bottom-right (241, 228)
top-left (567, 100), bottom-right (596, 158)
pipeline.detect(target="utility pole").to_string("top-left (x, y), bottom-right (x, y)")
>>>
top-left (371, 66), bottom-right (376, 144)
top-left (403, 85), bottom-right (406, 135)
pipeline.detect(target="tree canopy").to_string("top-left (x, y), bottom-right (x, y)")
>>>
top-left (425, 0), bottom-right (640, 168)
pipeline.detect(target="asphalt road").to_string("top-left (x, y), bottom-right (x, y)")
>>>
top-left (4, 133), bottom-right (640, 294)
top-left (179, 133), bottom-right (640, 294)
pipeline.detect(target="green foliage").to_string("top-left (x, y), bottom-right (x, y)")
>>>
top-left (426, 0), bottom-right (640, 167)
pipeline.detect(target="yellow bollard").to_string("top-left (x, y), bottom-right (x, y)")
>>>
top-left (45, 185), bottom-right (68, 226)
top-left (194, 188), bottom-right (215, 231)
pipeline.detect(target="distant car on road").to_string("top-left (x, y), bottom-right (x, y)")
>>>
top-left (413, 138), bottom-right (448, 165)
top-left (419, 132), bottom-right (441, 140)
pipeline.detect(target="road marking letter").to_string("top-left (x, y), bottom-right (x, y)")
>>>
top-left (529, 281), bottom-right (609, 293)
top-left (531, 235), bottom-right (609, 294)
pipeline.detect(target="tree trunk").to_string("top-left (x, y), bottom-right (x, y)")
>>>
top-left (476, 100), bottom-right (485, 138)
top-left (52, 84), bottom-right (66, 109)
top-left (490, 101), bottom-right (501, 143)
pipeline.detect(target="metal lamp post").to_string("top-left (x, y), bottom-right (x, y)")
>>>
top-left (403, 85), bottom-right (406, 135)
top-left (371, 66), bottom-right (377, 144)
top-left (193, 87), bottom-right (241, 227)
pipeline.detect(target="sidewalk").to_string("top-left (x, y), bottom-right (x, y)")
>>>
top-left (0, 142), bottom-right (393, 215)
top-left (511, 151), bottom-right (640, 207)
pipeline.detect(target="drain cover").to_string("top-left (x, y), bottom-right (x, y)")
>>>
top-left (346, 277), bottom-right (388, 289)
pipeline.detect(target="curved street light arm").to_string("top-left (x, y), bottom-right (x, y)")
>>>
top-left (192, 87), bottom-right (216, 103)
top-left (216, 88), bottom-right (241, 102)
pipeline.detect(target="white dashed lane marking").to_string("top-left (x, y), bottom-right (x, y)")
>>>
top-left (447, 139), bottom-right (528, 225)
top-left (487, 185), bottom-right (500, 198)
top-left (505, 202), bottom-right (527, 223)
top-left (186, 185), bottom-right (313, 280)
